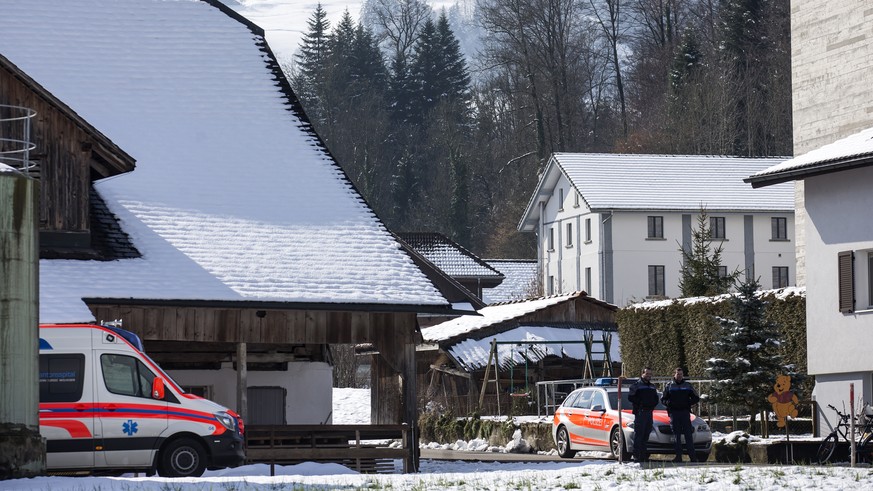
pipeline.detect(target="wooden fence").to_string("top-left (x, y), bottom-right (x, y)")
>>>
top-left (244, 424), bottom-right (412, 474)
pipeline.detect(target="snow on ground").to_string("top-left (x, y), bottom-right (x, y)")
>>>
top-left (4, 388), bottom-right (873, 490)
top-left (4, 459), bottom-right (873, 490)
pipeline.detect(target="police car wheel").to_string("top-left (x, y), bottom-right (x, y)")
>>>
top-left (556, 426), bottom-right (576, 458)
top-left (610, 428), bottom-right (631, 461)
top-left (159, 438), bottom-right (207, 477)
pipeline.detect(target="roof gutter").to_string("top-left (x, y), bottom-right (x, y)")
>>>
top-left (745, 154), bottom-right (873, 188)
top-left (83, 297), bottom-right (473, 315)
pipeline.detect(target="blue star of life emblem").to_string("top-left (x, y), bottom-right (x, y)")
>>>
top-left (123, 420), bottom-right (138, 436)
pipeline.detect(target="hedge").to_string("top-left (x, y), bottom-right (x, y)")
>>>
top-left (616, 289), bottom-right (807, 382)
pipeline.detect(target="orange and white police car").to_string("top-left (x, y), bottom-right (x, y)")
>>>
top-left (39, 323), bottom-right (245, 476)
top-left (552, 379), bottom-right (712, 461)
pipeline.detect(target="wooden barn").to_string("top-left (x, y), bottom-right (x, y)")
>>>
top-left (419, 291), bottom-right (618, 415)
top-left (0, 0), bottom-right (473, 466)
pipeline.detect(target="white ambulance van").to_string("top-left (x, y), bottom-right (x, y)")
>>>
top-left (38, 323), bottom-right (245, 477)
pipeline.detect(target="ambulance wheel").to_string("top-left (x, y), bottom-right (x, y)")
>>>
top-left (556, 426), bottom-right (576, 458)
top-left (159, 437), bottom-right (207, 477)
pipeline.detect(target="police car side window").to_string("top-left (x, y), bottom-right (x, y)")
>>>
top-left (574, 389), bottom-right (594, 409)
top-left (39, 354), bottom-right (85, 403)
top-left (101, 354), bottom-right (154, 399)
top-left (591, 391), bottom-right (606, 409)
top-left (562, 391), bottom-right (580, 407)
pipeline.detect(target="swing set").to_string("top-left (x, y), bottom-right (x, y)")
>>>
top-left (477, 330), bottom-right (614, 415)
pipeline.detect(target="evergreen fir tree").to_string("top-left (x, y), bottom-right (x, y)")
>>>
top-left (351, 24), bottom-right (388, 92)
top-left (449, 145), bottom-right (470, 245)
top-left (669, 28), bottom-right (702, 94)
top-left (294, 4), bottom-right (331, 120)
top-left (296, 3), bottom-right (330, 83)
top-left (679, 209), bottom-right (739, 297)
top-left (388, 50), bottom-right (415, 124)
top-left (434, 12), bottom-right (471, 109)
top-left (409, 18), bottom-right (441, 120)
top-left (706, 277), bottom-right (787, 429)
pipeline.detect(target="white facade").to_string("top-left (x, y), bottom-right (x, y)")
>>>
top-left (748, 0), bottom-right (873, 429)
top-left (168, 362), bottom-right (333, 425)
top-left (523, 156), bottom-right (796, 307)
top-left (795, 168), bottom-right (873, 424)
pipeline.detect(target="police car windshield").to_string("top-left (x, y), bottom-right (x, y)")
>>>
top-left (608, 391), bottom-right (666, 410)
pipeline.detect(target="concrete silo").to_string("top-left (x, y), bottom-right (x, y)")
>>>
top-left (0, 104), bottom-right (44, 479)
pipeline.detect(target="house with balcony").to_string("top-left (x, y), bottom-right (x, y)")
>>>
top-left (518, 153), bottom-right (796, 306)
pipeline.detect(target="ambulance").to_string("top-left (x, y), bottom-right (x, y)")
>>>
top-left (38, 323), bottom-right (245, 477)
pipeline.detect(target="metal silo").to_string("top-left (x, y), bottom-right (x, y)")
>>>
top-left (0, 104), bottom-right (44, 479)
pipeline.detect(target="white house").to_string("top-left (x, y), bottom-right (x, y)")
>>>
top-left (748, 129), bottom-right (873, 424)
top-left (745, 0), bottom-right (873, 430)
top-left (518, 154), bottom-right (796, 306)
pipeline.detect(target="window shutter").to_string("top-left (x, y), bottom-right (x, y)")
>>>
top-left (838, 251), bottom-right (854, 313)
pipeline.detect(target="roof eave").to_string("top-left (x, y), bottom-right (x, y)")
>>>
top-left (745, 154), bottom-right (873, 188)
top-left (518, 155), bottom-right (559, 232)
top-left (83, 297), bottom-right (462, 315)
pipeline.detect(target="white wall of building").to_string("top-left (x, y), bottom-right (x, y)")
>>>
top-left (804, 167), bottom-right (873, 376)
top-left (167, 361), bottom-right (334, 424)
top-left (538, 179), bottom-right (796, 306)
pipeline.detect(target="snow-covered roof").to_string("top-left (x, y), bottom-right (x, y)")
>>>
top-left (0, 0), bottom-right (447, 322)
top-left (421, 291), bottom-right (615, 343)
top-left (446, 324), bottom-right (621, 372)
top-left (519, 153), bottom-right (794, 231)
top-left (481, 259), bottom-right (537, 304)
top-left (746, 127), bottom-right (873, 188)
top-left (398, 233), bottom-right (503, 281)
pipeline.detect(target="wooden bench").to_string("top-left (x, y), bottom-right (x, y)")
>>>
top-left (244, 424), bottom-right (411, 474)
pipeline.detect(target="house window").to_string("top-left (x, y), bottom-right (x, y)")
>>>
top-left (585, 218), bottom-right (591, 243)
top-left (548, 275), bottom-right (555, 295)
top-left (718, 266), bottom-right (728, 278)
top-left (839, 251), bottom-right (854, 313)
top-left (548, 227), bottom-right (555, 251)
top-left (559, 188), bottom-right (564, 211)
top-left (710, 216), bottom-right (726, 239)
top-left (648, 265), bottom-right (665, 297)
top-left (647, 216), bottom-right (664, 239)
top-left (771, 217), bottom-right (788, 240)
top-left (772, 266), bottom-right (789, 288)
top-left (585, 267), bottom-right (592, 294)
top-left (574, 191), bottom-right (580, 208)
top-left (566, 223), bottom-right (573, 247)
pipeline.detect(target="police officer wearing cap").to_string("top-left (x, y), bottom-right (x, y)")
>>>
top-left (628, 367), bottom-right (658, 463)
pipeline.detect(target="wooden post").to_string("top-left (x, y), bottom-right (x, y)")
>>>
top-left (478, 339), bottom-right (497, 409)
top-left (237, 342), bottom-right (248, 423)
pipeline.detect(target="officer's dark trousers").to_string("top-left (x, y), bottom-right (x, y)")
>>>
top-left (670, 409), bottom-right (696, 460)
top-left (633, 409), bottom-right (653, 461)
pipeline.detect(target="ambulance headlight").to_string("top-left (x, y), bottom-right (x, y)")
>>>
top-left (214, 411), bottom-right (236, 431)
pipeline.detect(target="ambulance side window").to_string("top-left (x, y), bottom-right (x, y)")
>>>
top-left (39, 354), bottom-right (85, 403)
top-left (101, 354), bottom-right (155, 399)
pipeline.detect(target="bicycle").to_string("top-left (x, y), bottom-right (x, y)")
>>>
top-left (816, 404), bottom-right (873, 464)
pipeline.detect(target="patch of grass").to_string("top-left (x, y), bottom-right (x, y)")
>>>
top-left (563, 482), bottom-right (580, 489)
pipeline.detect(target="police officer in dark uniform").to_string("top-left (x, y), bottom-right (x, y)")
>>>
top-left (628, 367), bottom-right (658, 463)
top-left (661, 367), bottom-right (700, 462)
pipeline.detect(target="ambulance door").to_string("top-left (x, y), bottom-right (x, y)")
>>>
top-left (38, 352), bottom-right (95, 469)
top-left (95, 352), bottom-right (168, 468)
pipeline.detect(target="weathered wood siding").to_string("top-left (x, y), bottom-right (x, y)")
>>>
top-left (88, 304), bottom-right (417, 345)
top-left (1, 64), bottom-right (91, 233)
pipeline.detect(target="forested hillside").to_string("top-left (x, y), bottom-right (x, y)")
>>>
top-left (287, 0), bottom-right (791, 259)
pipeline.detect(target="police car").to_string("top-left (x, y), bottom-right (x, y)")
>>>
top-left (552, 378), bottom-right (712, 461)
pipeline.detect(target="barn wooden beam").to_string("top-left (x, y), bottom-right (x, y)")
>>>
top-left (429, 364), bottom-right (471, 379)
top-left (236, 342), bottom-right (247, 423)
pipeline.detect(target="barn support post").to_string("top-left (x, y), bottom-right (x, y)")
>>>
top-left (236, 342), bottom-right (248, 423)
